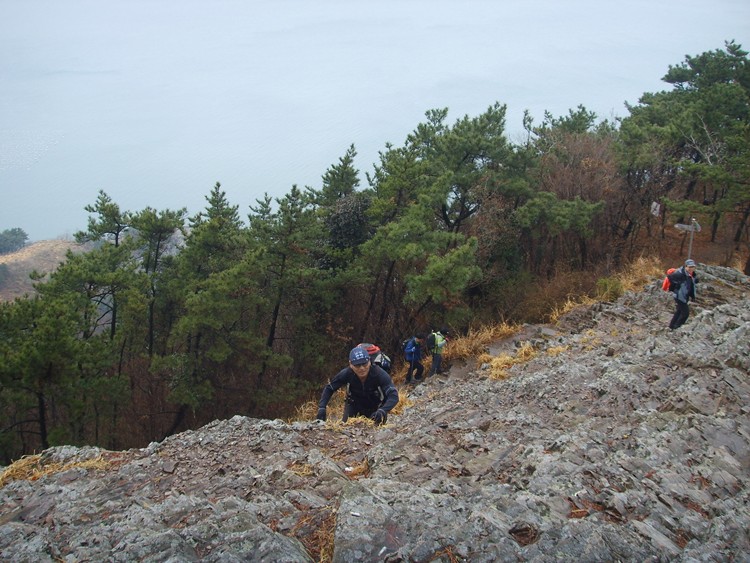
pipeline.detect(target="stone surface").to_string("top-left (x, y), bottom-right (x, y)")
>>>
top-left (0, 264), bottom-right (748, 562)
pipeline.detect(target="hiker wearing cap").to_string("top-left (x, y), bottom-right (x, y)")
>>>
top-left (316, 346), bottom-right (399, 425)
top-left (667, 259), bottom-right (698, 330)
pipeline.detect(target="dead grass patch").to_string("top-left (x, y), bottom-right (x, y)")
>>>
top-left (430, 545), bottom-right (461, 562)
top-left (389, 395), bottom-right (413, 416)
top-left (548, 294), bottom-right (598, 324)
top-left (288, 461), bottom-right (314, 477)
top-left (445, 322), bottom-right (519, 362)
top-left (344, 458), bottom-right (370, 479)
top-left (521, 255), bottom-right (667, 324)
top-left (0, 454), bottom-right (109, 488)
top-left (293, 505), bottom-right (337, 563)
top-left (292, 390), bottom-right (348, 424)
top-left (546, 345), bottom-right (569, 356)
top-left (578, 329), bottom-right (603, 350)
top-left (484, 343), bottom-right (537, 380)
top-left (618, 255), bottom-right (666, 292)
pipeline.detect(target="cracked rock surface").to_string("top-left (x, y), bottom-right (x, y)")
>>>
top-left (1, 265), bottom-right (748, 562)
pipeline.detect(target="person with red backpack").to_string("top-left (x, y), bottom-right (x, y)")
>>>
top-left (667, 259), bottom-right (698, 330)
top-left (357, 342), bottom-right (392, 373)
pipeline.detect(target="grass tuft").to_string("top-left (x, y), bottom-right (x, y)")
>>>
top-left (0, 454), bottom-right (109, 488)
top-left (445, 322), bottom-right (519, 362)
top-left (485, 342), bottom-right (537, 380)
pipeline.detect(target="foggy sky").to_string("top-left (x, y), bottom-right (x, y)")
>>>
top-left (1, 0), bottom-right (748, 241)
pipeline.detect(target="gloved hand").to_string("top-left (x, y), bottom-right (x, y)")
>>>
top-left (370, 409), bottom-right (386, 425)
top-left (316, 408), bottom-right (327, 421)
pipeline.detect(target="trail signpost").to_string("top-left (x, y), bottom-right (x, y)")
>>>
top-left (674, 218), bottom-right (701, 259)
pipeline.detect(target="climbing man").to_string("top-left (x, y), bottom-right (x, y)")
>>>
top-left (316, 346), bottom-right (399, 425)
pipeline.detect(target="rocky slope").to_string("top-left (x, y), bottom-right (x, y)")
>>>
top-left (0, 264), bottom-right (748, 562)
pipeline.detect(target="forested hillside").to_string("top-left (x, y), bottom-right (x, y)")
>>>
top-left (0, 42), bottom-right (748, 464)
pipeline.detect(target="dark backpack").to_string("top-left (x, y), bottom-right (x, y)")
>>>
top-left (373, 351), bottom-right (392, 373)
top-left (426, 332), bottom-right (436, 350)
top-left (662, 268), bottom-right (677, 292)
top-left (358, 342), bottom-right (392, 374)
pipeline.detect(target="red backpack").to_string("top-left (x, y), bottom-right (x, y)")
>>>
top-left (661, 268), bottom-right (677, 292)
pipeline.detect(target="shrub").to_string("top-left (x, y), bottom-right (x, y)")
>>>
top-left (595, 276), bottom-right (623, 301)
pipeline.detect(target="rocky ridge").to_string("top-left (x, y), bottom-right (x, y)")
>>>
top-left (0, 264), bottom-right (748, 562)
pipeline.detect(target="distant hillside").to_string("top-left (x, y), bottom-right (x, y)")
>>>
top-left (0, 240), bottom-right (87, 301)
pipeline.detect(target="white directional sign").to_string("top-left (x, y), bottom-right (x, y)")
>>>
top-left (675, 221), bottom-right (701, 232)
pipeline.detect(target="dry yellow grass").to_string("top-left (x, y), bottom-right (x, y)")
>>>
top-left (618, 255), bottom-right (666, 291)
top-left (548, 255), bottom-right (666, 324)
top-left (389, 394), bottom-right (413, 416)
top-left (292, 388), bottom-right (349, 424)
top-left (0, 454), bottom-right (109, 488)
top-left (445, 322), bottom-right (520, 362)
top-left (345, 458), bottom-right (370, 479)
top-left (480, 342), bottom-right (537, 380)
top-left (289, 461), bottom-right (315, 477)
top-left (293, 392), bottom-right (409, 427)
top-left (546, 345), bottom-right (569, 356)
top-left (292, 504), bottom-right (337, 563)
top-left (548, 294), bottom-right (598, 324)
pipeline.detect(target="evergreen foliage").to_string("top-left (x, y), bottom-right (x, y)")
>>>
top-left (0, 228), bottom-right (28, 254)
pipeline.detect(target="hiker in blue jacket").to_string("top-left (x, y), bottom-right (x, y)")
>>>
top-left (403, 333), bottom-right (426, 384)
top-left (317, 346), bottom-right (399, 425)
top-left (667, 259), bottom-right (698, 330)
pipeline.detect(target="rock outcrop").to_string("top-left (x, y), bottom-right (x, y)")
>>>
top-left (1, 264), bottom-right (748, 562)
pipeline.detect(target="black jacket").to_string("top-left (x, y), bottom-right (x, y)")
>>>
top-left (667, 266), bottom-right (697, 304)
top-left (318, 364), bottom-right (399, 412)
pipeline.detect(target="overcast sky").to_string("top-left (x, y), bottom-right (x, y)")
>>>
top-left (1, 0), bottom-right (749, 241)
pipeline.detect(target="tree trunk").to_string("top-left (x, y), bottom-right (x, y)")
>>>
top-left (110, 294), bottom-right (117, 340)
top-left (37, 391), bottom-right (49, 449)
top-left (377, 261), bottom-right (397, 326)
top-left (162, 404), bottom-right (188, 440)
top-left (578, 235), bottom-right (588, 270)
top-left (358, 269), bottom-right (382, 343)
top-left (710, 212), bottom-right (720, 243)
top-left (733, 203), bottom-right (750, 249)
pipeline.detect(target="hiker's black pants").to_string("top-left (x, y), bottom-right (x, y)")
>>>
top-left (429, 353), bottom-right (443, 376)
top-left (406, 359), bottom-right (424, 381)
top-left (669, 300), bottom-right (690, 330)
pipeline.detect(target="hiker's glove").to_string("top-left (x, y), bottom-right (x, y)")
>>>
top-left (316, 408), bottom-right (327, 421)
top-left (371, 409), bottom-right (386, 425)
